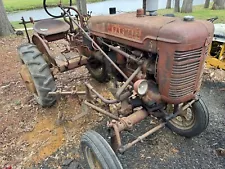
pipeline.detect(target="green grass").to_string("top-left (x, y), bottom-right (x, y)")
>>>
top-left (3, 0), bottom-right (104, 12)
top-left (11, 17), bottom-right (65, 29)
top-left (11, 21), bottom-right (33, 29)
top-left (157, 4), bottom-right (225, 23)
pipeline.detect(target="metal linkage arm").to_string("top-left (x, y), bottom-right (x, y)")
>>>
top-left (118, 123), bottom-right (166, 153)
top-left (48, 90), bottom-right (86, 96)
top-left (84, 100), bottom-right (119, 120)
top-left (116, 65), bottom-right (142, 99)
top-left (85, 83), bottom-right (119, 104)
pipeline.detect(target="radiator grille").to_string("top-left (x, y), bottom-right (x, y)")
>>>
top-left (169, 48), bottom-right (202, 98)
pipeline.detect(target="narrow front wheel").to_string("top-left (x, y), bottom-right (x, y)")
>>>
top-left (81, 130), bottom-right (123, 169)
top-left (166, 99), bottom-right (209, 138)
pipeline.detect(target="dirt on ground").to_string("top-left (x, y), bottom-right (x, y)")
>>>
top-left (0, 36), bottom-right (105, 168)
top-left (0, 36), bottom-right (225, 169)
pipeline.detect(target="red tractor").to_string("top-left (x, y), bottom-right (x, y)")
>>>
top-left (17, 1), bottom-right (214, 168)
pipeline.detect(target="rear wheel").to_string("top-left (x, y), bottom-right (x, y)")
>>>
top-left (18, 43), bottom-right (56, 107)
top-left (86, 58), bottom-right (109, 83)
top-left (166, 99), bottom-right (209, 138)
top-left (81, 130), bottom-right (123, 169)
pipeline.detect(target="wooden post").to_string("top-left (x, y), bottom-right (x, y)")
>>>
top-left (77, 0), bottom-right (87, 15)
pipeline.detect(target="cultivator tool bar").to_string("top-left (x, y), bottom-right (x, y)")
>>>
top-left (50, 79), bottom-right (196, 153)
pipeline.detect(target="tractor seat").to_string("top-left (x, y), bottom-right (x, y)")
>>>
top-left (33, 19), bottom-right (70, 36)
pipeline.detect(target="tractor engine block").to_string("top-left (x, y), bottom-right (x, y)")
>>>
top-left (86, 11), bottom-right (214, 104)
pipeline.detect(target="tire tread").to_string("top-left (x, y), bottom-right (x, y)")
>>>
top-left (18, 43), bottom-right (56, 107)
top-left (81, 130), bottom-right (123, 169)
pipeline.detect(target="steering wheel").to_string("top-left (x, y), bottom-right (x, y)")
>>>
top-left (43, 0), bottom-right (72, 18)
top-left (61, 6), bottom-right (84, 27)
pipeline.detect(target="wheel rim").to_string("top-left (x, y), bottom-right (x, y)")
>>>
top-left (167, 105), bottom-right (195, 130)
top-left (20, 64), bottom-right (37, 95)
top-left (84, 146), bottom-right (102, 169)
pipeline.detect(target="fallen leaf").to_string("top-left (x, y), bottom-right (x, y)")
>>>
top-left (171, 148), bottom-right (179, 154)
top-left (216, 148), bottom-right (225, 156)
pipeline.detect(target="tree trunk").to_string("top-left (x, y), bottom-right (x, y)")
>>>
top-left (0, 0), bottom-right (14, 36)
top-left (212, 0), bottom-right (225, 9)
top-left (166, 0), bottom-right (172, 9)
top-left (204, 0), bottom-right (210, 8)
top-left (77, 0), bottom-right (87, 15)
top-left (143, 0), bottom-right (146, 14)
top-left (174, 0), bottom-right (180, 12)
top-left (181, 0), bottom-right (193, 13)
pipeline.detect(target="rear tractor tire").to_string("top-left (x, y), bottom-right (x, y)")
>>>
top-left (166, 99), bottom-right (209, 138)
top-left (17, 43), bottom-right (56, 107)
top-left (81, 130), bottom-right (123, 169)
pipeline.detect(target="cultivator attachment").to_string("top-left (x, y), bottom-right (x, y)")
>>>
top-left (48, 80), bottom-right (198, 154)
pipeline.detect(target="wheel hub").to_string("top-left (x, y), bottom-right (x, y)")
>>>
top-left (20, 65), bottom-right (37, 94)
top-left (167, 104), bottom-right (195, 130)
top-left (170, 108), bottom-right (195, 129)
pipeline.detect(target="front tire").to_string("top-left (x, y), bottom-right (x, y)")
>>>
top-left (18, 43), bottom-right (56, 107)
top-left (166, 99), bottom-right (209, 138)
top-left (81, 130), bottom-right (123, 169)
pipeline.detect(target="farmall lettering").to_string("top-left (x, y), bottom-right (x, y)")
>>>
top-left (107, 23), bottom-right (142, 40)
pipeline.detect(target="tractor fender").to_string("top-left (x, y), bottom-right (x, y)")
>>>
top-left (32, 33), bottom-right (57, 65)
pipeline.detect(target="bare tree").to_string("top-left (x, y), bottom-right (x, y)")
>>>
top-left (166, 0), bottom-right (172, 9)
top-left (174, 0), bottom-right (180, 12)
top-left (181, 0), bottom-right (193, 13)
top-left (204, 0), bottom-right (210, 8)
top-left (212, 0), bottom-right (225, 9)
top-left (143, 0), bottom-right (146, 14)
top-left (77, 0), bottom-right (87, 15)
top-left (0, 0), bottom-right (14, 36)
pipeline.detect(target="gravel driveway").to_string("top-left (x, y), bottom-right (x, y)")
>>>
top-left (85, 79), bottom-right (225, 169)
top-left (116, 79), bottom-right (225, 169)
top-left (39, 79), bottom-right (225, 169)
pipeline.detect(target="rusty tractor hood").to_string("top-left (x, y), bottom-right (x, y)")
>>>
top-left (88, 13), bottom-right (214, 52)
